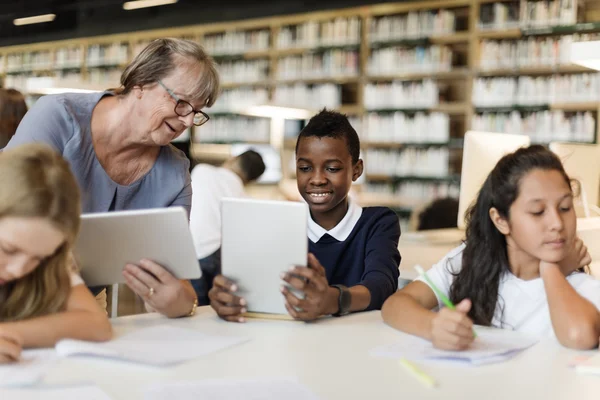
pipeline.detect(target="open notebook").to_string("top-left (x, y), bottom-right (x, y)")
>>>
top-left (55, 325), bottom-right (250, 366)
top-left (371, 327), bottom-right (538, 366)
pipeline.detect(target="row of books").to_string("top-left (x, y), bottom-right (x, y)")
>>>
top-left (210, 88), bottom-right (269, 113)
top-left (218, 59), bottom-right (270, 85)
top-left (368, 45), bottom-right (452, 76)
top-left (276, 50), bottom-right (359, 80)
top-left (194, 117), bottom-right (270, 143)
top-left (478, 34), bottom-right (600, 70)
top-left (87, 43), bottom-right (128, 67)
top-left (365, 181), bottom-right (460, 207)
top-left (472, 111), bottom-right (595, 144)
top-left (273, 84), bottom-right (341, 110)
top-left (365, 148), bottom-right (450, 177)
top-left (362, 112), bottom-right (450, 144)
top-left (369, 10), bottom-right (456, 42)
top-left (472, 74), bottom-right (600, 107)
top-left (204, 30), bottom-right (270, 56)
top-left (276, 18), bottom-right (361, 49)
top-left (479, 2), bottom-right (519, 31)
top-left (520, 0), bottom-right (578, 28)
top-left (364, 79), bottom-right (438, 109)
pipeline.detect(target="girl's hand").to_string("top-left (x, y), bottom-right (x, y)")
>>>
top-left (430, 299), bottom-right (475, 351)
top-left (0, 326), bottom-right (22, 364)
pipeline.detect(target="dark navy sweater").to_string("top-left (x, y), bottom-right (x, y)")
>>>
top-left (309, 207), bottom-right (401, 310)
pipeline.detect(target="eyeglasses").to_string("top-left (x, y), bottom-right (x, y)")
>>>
top-left (157, 80), bottom-right (210, 126)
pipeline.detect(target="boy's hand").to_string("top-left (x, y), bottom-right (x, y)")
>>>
top-left (554, 237), bottom-right (591, 276)
top-left (208, 275), bottom-right (247, 323)
top-left (430, 299), bottom-right (475, 351)
top-left (0, 326), bottom-right (22, 364)
top-left (281, 253), bottom-right (331, 321)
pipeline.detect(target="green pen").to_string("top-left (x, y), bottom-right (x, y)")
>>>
top-left (414, 265), bottom-right (477, 338)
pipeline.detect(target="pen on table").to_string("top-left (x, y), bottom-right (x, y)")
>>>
top-left (414, 265), bottom-right (478, 338)
top-left (399, 358), bottom-right (437, 388)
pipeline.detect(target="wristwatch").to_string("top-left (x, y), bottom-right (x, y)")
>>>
top-left (331, 284), bottom-right (351, 317)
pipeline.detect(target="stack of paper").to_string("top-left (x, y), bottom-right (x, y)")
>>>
top-left (55, 325), bottom-right (249, 366)
top-left (0, 349), bottom-right (58, 387)
top-left (0, 385), bottom-right (112, 400)
top-left (145, 378), bottom-right (320, 400)
top-left (371, 328), bottom-right (538, 365)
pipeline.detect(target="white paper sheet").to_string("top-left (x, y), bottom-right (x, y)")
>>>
top-left (371, 327), bottom-right (538, 365)
top-left (55, 325), bottom-right (249, 366)
top-left (145, 378), bottom-right (320, 400)
top-left (0, 349), bottom-right (58, 387)
top-left (0, 385), bottom-right (112, 400)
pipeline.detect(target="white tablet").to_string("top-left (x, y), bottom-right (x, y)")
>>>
top-left (73, 207), bottom-right (201, 287)
top-left (221, 198), bottom-right (308, 315)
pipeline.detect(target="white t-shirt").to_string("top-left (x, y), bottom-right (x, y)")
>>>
top-left (190, 164), bottom-right (245, 259)
top-left (416, 244), bottom-right (600, 338)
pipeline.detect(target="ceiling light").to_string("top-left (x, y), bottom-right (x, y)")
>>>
top-left (123, 0), bottom-right (178, 10)
top-left (13, 14), bottom-right (56, 26)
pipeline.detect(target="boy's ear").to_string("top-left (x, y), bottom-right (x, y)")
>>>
top-left (352, 159), bottom-right (364, 182)
top-left (489, 207), bottom-right (510, 235)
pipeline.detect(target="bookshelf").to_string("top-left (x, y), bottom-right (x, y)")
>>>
top-left (2, 0), bottom-right (600, 228)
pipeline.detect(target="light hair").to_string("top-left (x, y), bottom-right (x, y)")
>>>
top-left (0, 144), bottom-right (81, 322)
top-left (119, 38), bottom-right (220, 107)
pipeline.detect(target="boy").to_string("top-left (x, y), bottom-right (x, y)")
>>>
top-left (190, 150), bottom-right (266, 304)
top-left (208, 110), bottom-right (401, 321)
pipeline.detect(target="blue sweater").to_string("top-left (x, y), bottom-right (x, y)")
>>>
top-left (309, 207), bottom-right (401, 310)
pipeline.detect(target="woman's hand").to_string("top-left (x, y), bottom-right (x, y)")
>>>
top-left (0, 326), bottom-right (22, 364)
top-left (280, 253), bottom-right (334, 321)
top-left (554, 237), bottom-right (591, 276)
top-left (430, 299), bottom-right (475, 351)
top-left (208, 275), bottom-right (247, 323)
top-left (123, 259), bottom-right (196, 318)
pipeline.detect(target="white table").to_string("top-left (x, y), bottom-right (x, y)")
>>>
top-left (24, 307), bottom-right (600, 400)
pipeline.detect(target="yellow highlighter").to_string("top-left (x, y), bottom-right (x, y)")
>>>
top-left (399, 358), bottom-right (437, 388)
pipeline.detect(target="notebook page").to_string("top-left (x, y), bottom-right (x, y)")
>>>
top-left (575, 352), bottom-right (600, 375)
top-left (0, 385), bottom-right (112, 400)
top-left (145, 378), bottom-right (320, 400)
top-left (0, 349), bottom-right (57, 387)
top-left (56, 325), bottom-right (249, 366)
top-left (371, 327), bottom-right (538, 365)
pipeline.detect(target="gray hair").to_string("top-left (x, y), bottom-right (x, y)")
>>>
top-left (119, 38), bottom-right (220, 107)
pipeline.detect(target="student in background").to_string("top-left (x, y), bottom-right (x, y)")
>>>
top-left (189, 150), bottom-right (266, 305)
top-left (0, 144), bottom-right (112, 363)
top-left (209, 109), bottom-right (401, 322)
top-left (0, 88), bottom-right (27, 148)
top-left (382, 145), bottom-right (600, 350)
top-left (416, 197), bottom-right (459, 231)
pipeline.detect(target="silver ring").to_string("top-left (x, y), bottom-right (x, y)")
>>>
top-left (148, 287), bottom-right (155, 297)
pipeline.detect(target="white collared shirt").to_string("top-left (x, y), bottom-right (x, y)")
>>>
top-left (190, 164), bottom-right (245, 259)
top-left (307, 198), bottom-right (363, 242)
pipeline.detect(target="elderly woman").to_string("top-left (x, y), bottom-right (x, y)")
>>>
top-left (5, 38), bottom-right (220, 318)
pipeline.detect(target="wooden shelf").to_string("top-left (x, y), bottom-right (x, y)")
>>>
top-left (367, 69), bottom-right (470, 81)
top-left (275, 76), bottom-right (359, 85)
top-left (274, 43), bottom-right (360, 56)
top-left (221, 81), bottom-right (271, 89)
top-left (550, 102), bottom-right (599, 112)
top-left (211, 49), bottom-right (272, 60)
top-left (430, 32), bottom-right (471, 45)
top-left (476, 28), bottom-right (522, 39)
top-left (365, 174), bottom-right (460, 183)
top-left (357, 192), bottom-right (422, 209)
top-left (364, 140), bottom-right (463, 149)
top-left (365, 103), bottom-right (468, 115)
top-left (477, 65), bottom-right (595, 76)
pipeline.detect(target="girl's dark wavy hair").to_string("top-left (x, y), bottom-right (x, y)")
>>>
top-left (449, 145), bottom-right (572, 326)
